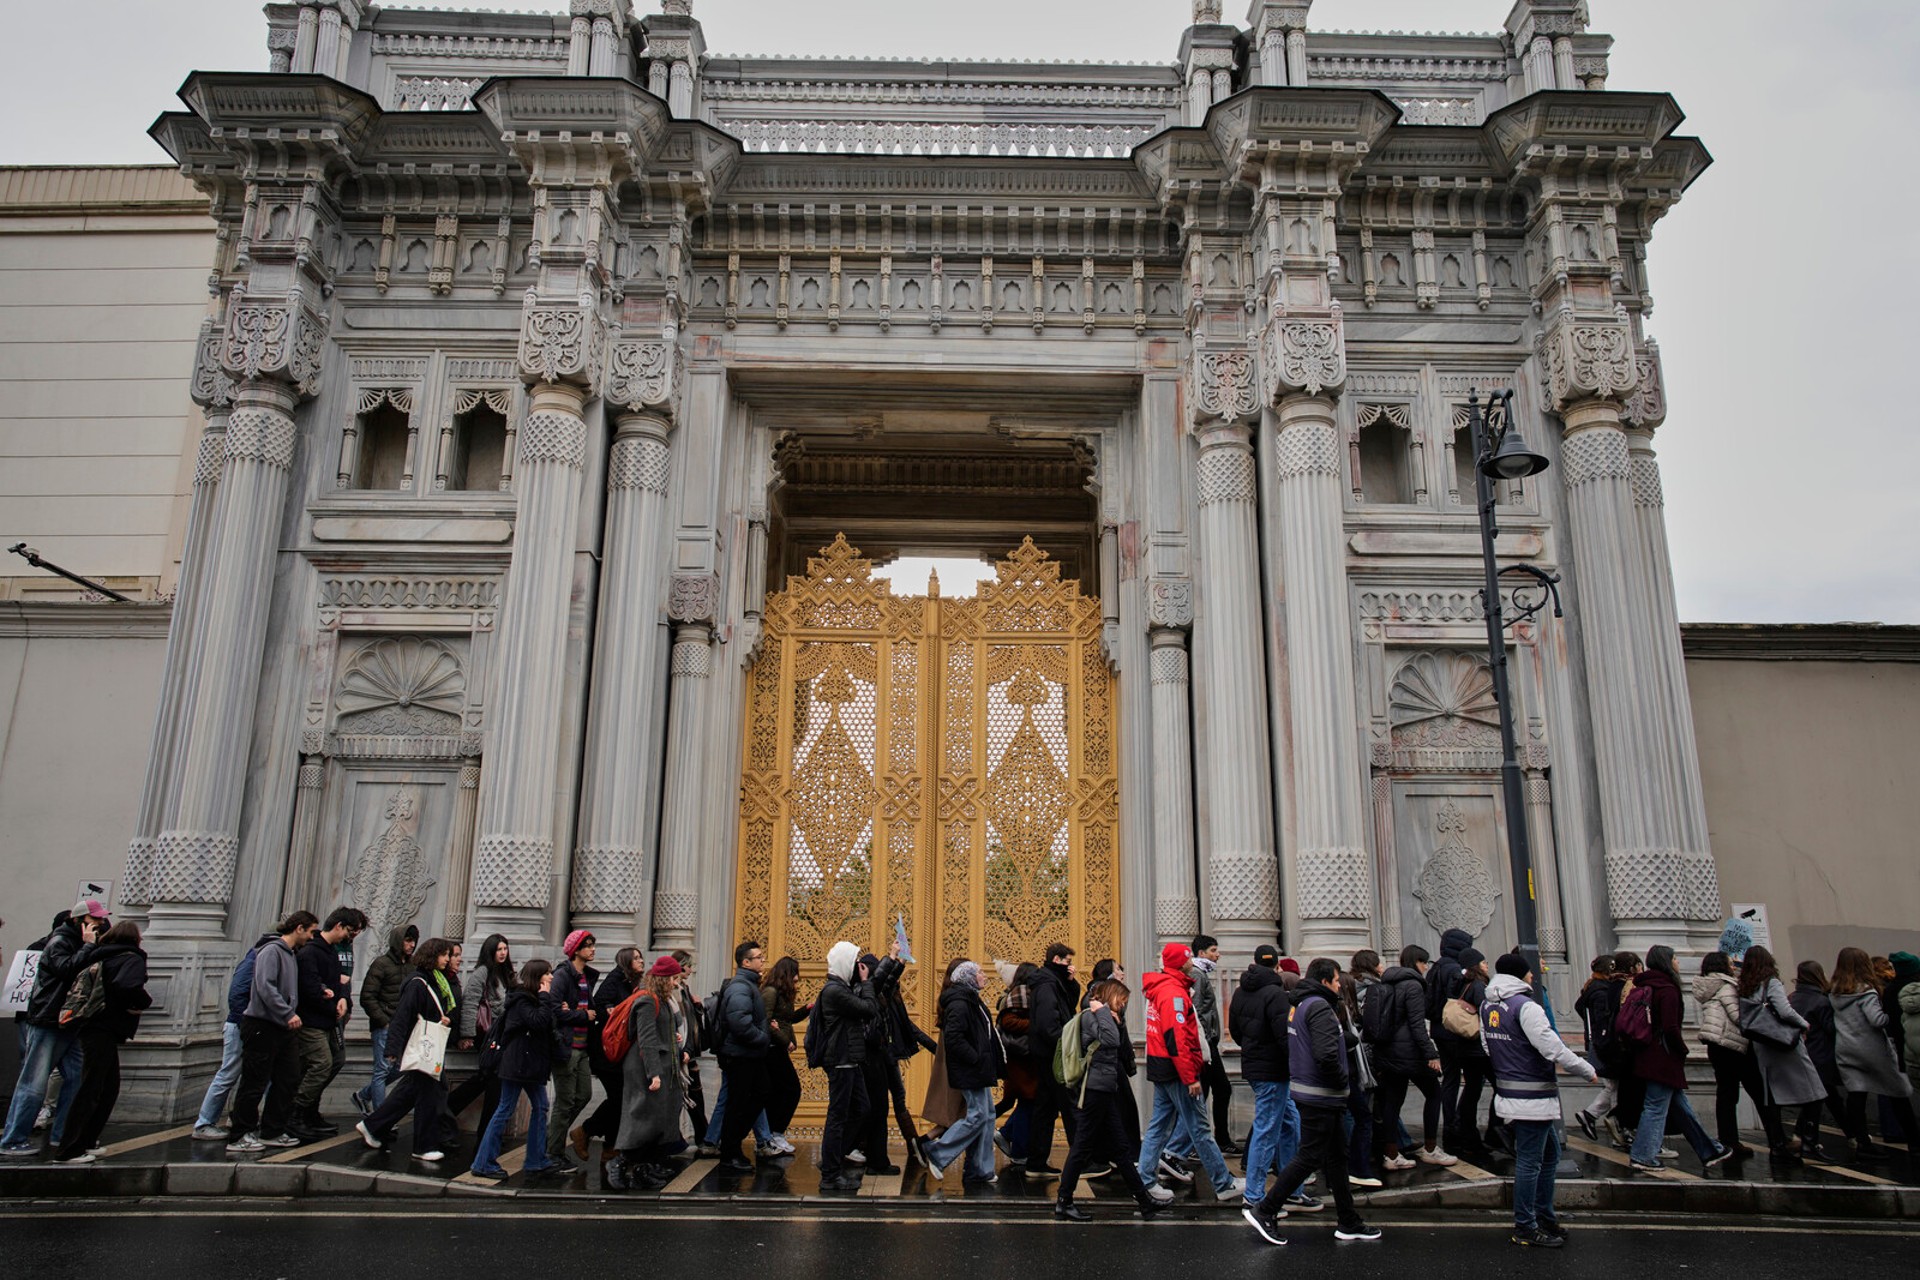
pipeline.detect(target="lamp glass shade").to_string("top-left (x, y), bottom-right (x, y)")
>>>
top-left (1483, 428), bottom-right (1550, 480)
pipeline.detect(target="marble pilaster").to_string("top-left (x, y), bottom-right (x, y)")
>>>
top-left (470, 380), bottom-right (593, 944)
top-left (653, 609), bottom-right (714, 952)
top-left (1148, 579), bottom-right (1199, 942)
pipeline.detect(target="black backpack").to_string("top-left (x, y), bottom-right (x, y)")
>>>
top-left (1360, 980), bottom-right (1393, 1046)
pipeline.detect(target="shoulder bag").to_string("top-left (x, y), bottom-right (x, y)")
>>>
top-left (1737, 993), bottom-right (1802, 1051)
top-left (399, 978), bottom-right (451, 1078)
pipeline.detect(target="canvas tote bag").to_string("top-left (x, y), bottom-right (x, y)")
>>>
top-left (399, 978), bottom-right (451, 1078)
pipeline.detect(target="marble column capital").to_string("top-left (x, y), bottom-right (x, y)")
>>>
top-left (221, 293), bottom-right (328, 399)
top-left (1146, 578), bottom-right (1195, 630)
top-left (1538, 309), bottom-right (1638, 413)
top-left (605, 338), bottom-right (680, 419)
top-left (1189, 348), bottom-right (1261, 426)
top-left (667, 575), bottom-right (719, 626)
top-left (518, 295), bottom-right (608, 390)
top-left (1260, 306), bottom-right (1347, 401)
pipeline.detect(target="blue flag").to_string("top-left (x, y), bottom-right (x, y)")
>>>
top-left (894, 915), bottom-right (915, 965)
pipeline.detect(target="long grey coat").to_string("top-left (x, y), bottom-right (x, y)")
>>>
top-left (617, 992), bottom-right (687, 1152)
top-left (1740, 978), bottom-right (1825, 1107)
top-left (1832, 990), bottom-right (1913, 1098)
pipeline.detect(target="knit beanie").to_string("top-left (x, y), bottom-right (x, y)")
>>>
top-left (562, 929), bottom-right (593, 958)
top-left (1161, 941), bottom-right (1192, 973)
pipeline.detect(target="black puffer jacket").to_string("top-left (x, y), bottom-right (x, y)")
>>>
top-left (496, 989), bottom-right (561, 1086)
top-left (1078, 1005), bottom-right (1136, 1095)
top-left (1229, 963), bottom-right (1292, 1082)
top-left (359, 927), bottom-right (413, 1029)
top-left (939, 982), bottom-right (1003, 1091)
top-left (1368, 965), bottom-right (1438, 1073)
top-left (1428, 928), bottom-right (1474, 1045)
top-left (1029, 960), bottom-right (1081, 1061)
top-left (26, 917), bottom-right (99, 1027)
top-left (817, 958), bottom-right (900, 1067)
top-left (83, 942), bottom-right (153, 1042)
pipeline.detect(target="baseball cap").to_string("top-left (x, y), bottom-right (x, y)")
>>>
top-left (1253, 944), bottom-right (1280, 967)
top-left (72, 897), bottom-right (110, 921)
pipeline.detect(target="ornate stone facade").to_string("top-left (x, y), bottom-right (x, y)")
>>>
top-left (98, 0), bottom-right (1722, 1116)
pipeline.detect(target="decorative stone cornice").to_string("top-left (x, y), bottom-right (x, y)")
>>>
top-left (1261, 306), bottom-right (1347, 401)
top-left (1190, 349), bottom-right (1260, 425)
top-left (1536, 305), bottom-right (1636, 412)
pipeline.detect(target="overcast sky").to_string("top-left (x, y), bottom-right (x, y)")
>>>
top-left (3, 1), bottom-right (1916, 623)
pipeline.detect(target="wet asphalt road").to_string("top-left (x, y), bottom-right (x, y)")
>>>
top-left (3, 1202), bottom-right (1914, 1280)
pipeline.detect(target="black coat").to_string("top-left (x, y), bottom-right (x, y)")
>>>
top-left (496, 989), bottom-right (562, 1086)
top-left (1229, 963), bottom-right (1292, 1083)
top-left (881, 988), bottom-right (938, 1062)
top-left (1368, 966), bottom-right (1438, 1073)
top-left (296, 938), bottom-right (347, 1029)
top-left (87, 943), bottom-right (152, 1043)
top-left (1575, 977), bottom-right (1625, 1076)
top-left (1428, 928), bottom-right (1474, 1045)
top-left (1790, 980), bottom-right (1840, 1069)
top-left (383, 972), bottom-right (452, 1071)
top-left (26, 918), bottom-right (98, 1027)
top-left (717, 968), bottom-right (773, 1059)
top-left (1028, 961), bottom-right (1081, 1058)
top-left (939, 983), bottom-right (1003, 1090)
top-left (817, 962), bottom-right (893, 1067)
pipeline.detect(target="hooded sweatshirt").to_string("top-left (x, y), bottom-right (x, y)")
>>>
top-left (1482, 973), bottom-right (1594, 1121)
top-left (245, 935), bottom-right (301, 1027)
top-left (1228, 963), bottom-right (1291, 1082)
top-left (1429, 928), bottom-right (1474, 1044)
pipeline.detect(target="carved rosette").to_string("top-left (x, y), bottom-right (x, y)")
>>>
top-left (605, 338), bottom-right (679, 415)
top-left (1190, 350), bottom-right (1261, 424)
top-left (1146, 577), bottom-right (1195, 629)
top-left (222, 296), bottom-right (328, 397)
top-left (668, 572), bottom-right (719, 624)
top-left (1261, 309), bottom-right (1348, 400)
top-left (1622, 339), bottom-right (1667, 430)
top-left (517, 299), bottom-right (607, 388)
top-left (1538, 312), bottom-right (1638, 412)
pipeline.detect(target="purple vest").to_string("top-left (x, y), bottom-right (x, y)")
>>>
top-left (1482, 990), bottom-right (1557, 1102)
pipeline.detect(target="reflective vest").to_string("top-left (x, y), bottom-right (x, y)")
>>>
top-left (1287, 990), bottom-right (1346, 1106)
top-left (1482, 990), bottom-right (1557, 1102)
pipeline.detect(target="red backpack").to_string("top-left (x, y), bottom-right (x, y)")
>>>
top-left (1613, 982), bottom-right (1657, 1052)
top-left (600, 990), bottom-right (650, 1064)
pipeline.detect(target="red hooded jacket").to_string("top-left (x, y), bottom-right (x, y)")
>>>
top-left (1143, 965), bottom-right (1203, 1086)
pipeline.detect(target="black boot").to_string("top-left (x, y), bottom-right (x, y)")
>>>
top-left (1054, 1200), bottom-right (1092, 1222)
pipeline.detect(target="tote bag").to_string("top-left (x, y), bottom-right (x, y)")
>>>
top-left (399, 979), bottom-right (451, 1078)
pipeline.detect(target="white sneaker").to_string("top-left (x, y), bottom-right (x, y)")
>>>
top-left (1349, 1174), bottom-right (1384, 1188)
top-left (226, 1133), bottom-right (265, 1153)
top-left (766, 1135), bottom-right (796, 1156)
top-left (845, 1148), bottom-right (867, 1165)
top-left (1382, 1154), bottom-right (1415, 1171)
top-left (1146, 1183), bottom-right (1175, 1205)
top-left (356, 1121), bottom-right (382, 1150)
top-left (192, 1125), bottom-right (229, 1142)
top-left (1416, 1147), bottom-right (1458, 1167)
top-left (414, 1150), bottom-right (445, 1163)
top-left (55, 1151), bottom-right (97, 1164)
top-left (1214, 1175), bottom-right (1242, 1198)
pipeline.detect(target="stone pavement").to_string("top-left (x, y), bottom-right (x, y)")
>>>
top-left (2, 1112), bottom-right (1915, 1213)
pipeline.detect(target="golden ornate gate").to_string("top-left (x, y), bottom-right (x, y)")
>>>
top-left (734, 535), bottom-right (1119, 1135)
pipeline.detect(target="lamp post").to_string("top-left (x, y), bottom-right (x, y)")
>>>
top-left (1465, 389), bottom-right (1559, 979)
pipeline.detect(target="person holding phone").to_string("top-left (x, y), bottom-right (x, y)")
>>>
top-left (2, 899), bottom-right (108, 1157)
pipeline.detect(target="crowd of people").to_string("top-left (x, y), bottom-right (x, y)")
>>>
top-left (6, 898), bottom-right (1919, 1250)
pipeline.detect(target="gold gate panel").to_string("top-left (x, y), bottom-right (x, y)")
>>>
top-left (734, 535), bottom-right (1119, 1137)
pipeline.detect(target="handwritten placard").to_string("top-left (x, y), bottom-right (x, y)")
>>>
top-left (4, 950), bottom-right (42, 1013)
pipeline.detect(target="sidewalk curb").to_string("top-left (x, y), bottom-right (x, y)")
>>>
top-left (0, 1163), bottom-right (1914, 1219)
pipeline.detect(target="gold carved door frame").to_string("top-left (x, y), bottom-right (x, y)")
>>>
top-left (734, 535), bottom-right (1119, 1136)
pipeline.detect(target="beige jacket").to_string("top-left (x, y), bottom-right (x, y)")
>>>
top-left (1693, 972), bottom-right (1748, 1053)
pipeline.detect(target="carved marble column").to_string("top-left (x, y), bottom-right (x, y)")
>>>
top-left (571, 382), bottom-right (675, 939)
top-left (1148, 580), bottom-right (1199, 942)
top-left (1622, 345), bottom-right (1720, 940)
top-left (279, 755), bottom-right (327, 916)
top-left (652, 578), bottom-right (717, 952)
top-left (123, 323), bottom-right (232, 913)
top-left (567, 14), bottom-right (592, 75)
top-left (444, 760), bottom-right (481, 940)
top-left (1189, 351), bottom-right (1279, 955)
top-left (292, 4), bottom-right (319, 73)
top-left (1270, 391), bottom-right (1373, 955)
top-left (471, 377), bottom-right (595, 944)
top-left (151, 379), bottom-right (304, 938)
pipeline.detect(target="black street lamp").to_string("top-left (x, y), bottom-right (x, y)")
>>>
top-left (1465, 389), bottom-right (1560, 979)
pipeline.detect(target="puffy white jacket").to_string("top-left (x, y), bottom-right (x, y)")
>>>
top-left (1693, 972), bottom-right (1749, 1053)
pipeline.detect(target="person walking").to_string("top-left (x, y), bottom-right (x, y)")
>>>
top-left (762, 956), bottom-right (809, 1154)
top-left (1829, 946), bottom-right (1919, 1157)
top-left (1788, 960), bottom-right (1863, 1157)
top-left (352, 925), bottom-right (416, 1115)
top-left (918, 959), bottom-right (1005, 1184)
top-left (1733, 945), bottom-right (1821, 1163)
top-left (355, 937), bottom-right (456, 1165)
top-left (469, 958), bottom-right (563, 1179)
top-left (447, 933), bottom-right (514, 1142)
top-left (1627, 945), bottom-right (1732, 1172)
top-left (873, 948), bottom-right (938, 1166)
top-left (291, 908), bottom-right (362, 1140)
top-left (1367, 944), bottom-right (1453, 1169)
top-left (1189, 936), bottom-right (1238, 1152)
top-left (1054, 979), bottom-right (1172, 1220)
top-left (1897, 956), bottom-right (1920, 1100)
top-left (544, 930), bottom-right (600, 1172)
top-left (227, 912), bottom-right (319, 1153)
top-left (1610, 951), bottom-right (1647, 1140)
top-left (1242, 959), bottom-right (1381, 1246)
top-left (816, 940), bottom-right (896, 1190)
top-left (1135, 942), bottom-right (1240, 1199)
top-left (1482, 952), bottom-right (1596, 1247)
top-left (1232, 943), bottom-right (1305, 1213)
top-left (51, 921), bottom-right (151, 1163)
top-left (712, 940), bottom-right (774, 1174)
top-left (1023, 941), bottom-right (1082, 1179)
top-left (575, 945), bottom-right (642, 1159)
top-left (1572, 955), bottom-right (1623, 1144)
top-left (0, 898), bottom-right (106, 1157)
top-left (1343, 950), bottom-right (1383, 1187)
top-left (192, 930), bottom-right (274, 1141)
top-left (1428, 930), bottom-right (1484, 1156)
top-left (604, 955), bottom-right (689, 1190)
top-left (994, 962), bottom-right (1040, 1166)
top-left (1694, 951), bottom-right (1777, 1158)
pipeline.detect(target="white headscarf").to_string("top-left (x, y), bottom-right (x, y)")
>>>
top-left (827, 940), bottom-right (861, 982)
top-left (952, 960), bottom-right (984, 990)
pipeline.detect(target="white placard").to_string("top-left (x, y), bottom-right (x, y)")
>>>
top-left (4, 949), bottom-right (42, 1012)
top-left (1731, 903), bottom-right (1772, 952)
top-left (76, 879), bottom-right (114, 912)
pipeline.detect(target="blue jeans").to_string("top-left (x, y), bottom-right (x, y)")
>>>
top-left (195, 1023), bottom-right (245, 1128)
top-left (704, 1075), bottom-right (773, 1146)
top-left (1137, 1080), bottom-right (1233, 1189)
top-left (357, 1028), bottom-right (391, 1109)
top-left (924, 1086), bottom-right (996, 1179)
top-left (1630, 1081), bottom-right (1718, 1164)
top-left (1242, 1080), bottom-right (1302, 1203)
top-left (1509, 1118), bottom-right (1561, 1229)
top-left (2, 1024), bottom-right (83, 1149)
top-left (471, 1079), bottom-right (551, 1173)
